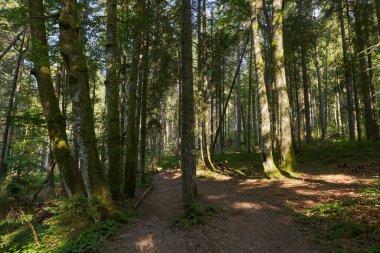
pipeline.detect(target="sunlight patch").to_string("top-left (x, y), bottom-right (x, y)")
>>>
top-left (231, 201), bottom-right (263, 210)
top-left (135, 234), bottom-right (155, 251)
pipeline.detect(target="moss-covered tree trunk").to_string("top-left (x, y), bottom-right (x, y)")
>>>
top-left (105, 0), bottom-right (122, 198)
top-left (59, 0), bottom-right (117, 218)
top-left (181, 0), bottom-right (197, 205)
top-left (28, 0), bottom-right (86, 195)
top-left (272, 0), bottom-right (296, 172)
top-left (250, 0), bottom-right (280, 178)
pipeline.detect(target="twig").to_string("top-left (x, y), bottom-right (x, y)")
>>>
top-left (133, 185), bottom-right (153, 209)
top-left (371, 91), bottom-right (380, 98)
top-left (19, 207), bottom-right (41, 248)
top-left (30, 162), bottom-right (56, 205)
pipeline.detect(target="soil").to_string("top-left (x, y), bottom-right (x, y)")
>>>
top-left (102, 164), bottom-right (376, 253)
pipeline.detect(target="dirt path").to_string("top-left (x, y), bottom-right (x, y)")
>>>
top-left (103, 169), bottom-right (354, 252)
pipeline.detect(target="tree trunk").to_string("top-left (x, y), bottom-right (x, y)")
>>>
top-left (368, 53), bottom-right (378, 125)
top-left (251, 0), bottom-right (280, 178)
top-left (0, 28), bottom-right (25, 61)
top-left (235, 46), bottom-right (242, 150)
top-left (105, 0), bottom-right (122, 198)
top-left (273, 0), bottom-right (296, 172)
top-left (139, 14), bottom-right (151, 185)
top-left (344, 0), bottom-right (362, 142)
top-left (181, 0), bottom-right (197, 205)
top-left (0, 32), bottom-right (26, 179)
top-left (314, 45), bottom-right (326, 140)
top-left (293, 51), bottom-right (302, 148)
top-left (301, 46), bottom-right (312, 143)
top-left (59, 0), bottom-right (116, 218)
top-left (28, 0), bottom-right (86, 195)
top-left (45, 146), bottom-right (56, 200)
top-left (247, 33), bottom-right (253, 153)
top-left (124, 35), bottom-right (140, 197)
top-left (338, 0), bottom-right (355, 142)
top-left (353, 2), bottom-right (379, 141)
top-left (375, 0), bottom-right (380, 35)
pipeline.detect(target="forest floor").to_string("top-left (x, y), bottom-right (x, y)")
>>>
top-left (103, 142), bottom-right (380, 253)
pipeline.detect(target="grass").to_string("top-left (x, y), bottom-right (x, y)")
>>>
top-left (0, 194), bottom-right (130, 253)
top-left (296, 140), bottom-right (380, 165)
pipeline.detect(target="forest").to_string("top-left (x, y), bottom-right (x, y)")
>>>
top-left (0, 0), bottom-right (380, 252)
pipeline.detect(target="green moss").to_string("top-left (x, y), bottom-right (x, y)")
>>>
top-left (56, 139), bottom-right (69, 150)
top-left (280, 148), bottom-right (296, 173)
top-left (264, 168), bottom-right (282, 179)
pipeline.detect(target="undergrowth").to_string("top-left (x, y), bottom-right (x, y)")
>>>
top-left (0, 195), bottom-right (121, 253)
top-left (291, 180), bottom-right (380, 253)
top-left (172, 202), bottom-right (216, 228)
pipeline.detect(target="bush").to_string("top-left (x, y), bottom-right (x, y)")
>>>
top-left (172, 202), bottom-right (215, 228)
top-left (60, 220), bottom-right (118, 253)
top-left (45, 195), bottom-right (96, 225)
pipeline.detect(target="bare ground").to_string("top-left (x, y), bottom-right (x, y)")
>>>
top-left (101, 163), bottom-right (377, 253)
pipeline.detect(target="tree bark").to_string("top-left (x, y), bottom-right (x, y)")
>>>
top-left (247, 33), bottom-right (253, 153)
top-left (353, 2), bottom-right (379, 141)
top-left (314, 45), bottom-right (326, 140)
top-left (105, 0), bottom-right (122, 198)
top-left (338, 0), bottom-right (356, 142)
top-left (0, 32), bottom-right (26, 179)
top-left (235, 46), bottom-right (242, 150)
top-left (45, 146), bottom-right (56, 200)
top-left (124, 35), bottom-right (140, 198)
top-left (273, 0), bottom-right (296, 172)
top-left (375, 0), bottom-right (380, 35)
top-left (59, 0), bottom-right (117, 218)
top-left (251, 0), bottom-right (280, 178)
top-left (28, 0), bottom-right (86, 195)
top-left (181, 0), bottom-right (197, 205)
top-left (301, 45), bottom-right (312, 143)
top-left (139, 13), bottom-right (151, 184)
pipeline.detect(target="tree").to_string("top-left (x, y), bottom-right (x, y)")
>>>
top-left (27, 0), bottom-right (86, 195)
top-left (59, 0), bottom-right (117, 218)
top-left (0, 30), bottom-right (26, 179)
top-left (273, 0), bottom-right (296, 172)
top-left (375, 0), bottom-right (380, 35)
top-left (123, 0), bottom-right (143, 198)
top-left (353, 1), bottom-right (379, 141)
top-left (181, 0), bottom-right (197, 205)
top-left (235, 46), bottom-right (242, 150)
top-left (251, 0), bottom-right (280, 178)
top-left (105, 0), bottom-right (122, 198)
top-left (139, 5), bottom-right (151, 185)
top-left (338, 0), bottom-right (355, 142)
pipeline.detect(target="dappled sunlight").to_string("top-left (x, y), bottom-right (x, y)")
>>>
top-left (134, 234), bottom-right (156, 252)
top-left (230, 201), bottom-right (274, 211)
top-left (204, 193), bottom-right (229, 201)
top-left (312, 173), bottom-right (370, 184)
top-left (160, 171), bottom-right (182, 180)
